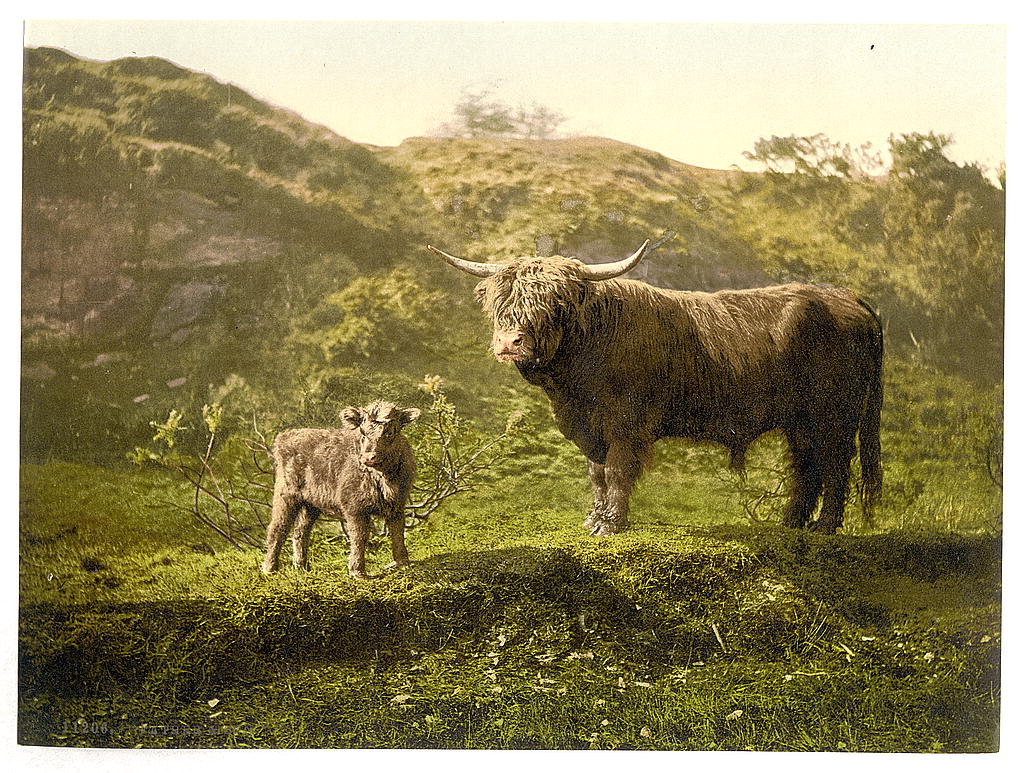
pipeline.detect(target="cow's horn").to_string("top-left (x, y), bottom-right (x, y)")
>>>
top-left (427, 245), bottom-right (501, 277)
top-left (580, 240), bottom-right (651, 280)
top-left (579, 230), bottom-right (676, 280)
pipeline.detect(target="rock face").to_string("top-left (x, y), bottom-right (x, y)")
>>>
top-left (149, 281), bottom-right (223, 341)
top-left (181, 234), bottom-right (282, 267)
top-left (80, 277), bottom-right (141, 337)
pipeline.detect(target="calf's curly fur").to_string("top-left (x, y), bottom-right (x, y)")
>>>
top-left (261, 401), bottom-right (419, 578)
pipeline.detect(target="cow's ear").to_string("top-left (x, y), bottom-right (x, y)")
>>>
top-left (340, 407), bottom-right (363, 428)
top-left (575, 278), bottom-right (592, 307)
top-left (473, 280), bottom-right (488, 305)
top-left (397, 407), bottom-right (421, 426)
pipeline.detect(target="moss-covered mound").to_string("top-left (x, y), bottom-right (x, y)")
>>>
top-left (19, 529), bottom-right (1000, 751)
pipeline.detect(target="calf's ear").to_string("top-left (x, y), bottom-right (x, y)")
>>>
top-left (397, 407), bottom-right (421, 426)
top-left (340, 407), bottom-right (363, 428)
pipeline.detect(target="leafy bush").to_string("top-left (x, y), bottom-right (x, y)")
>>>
top-left (739, 131), bottom-right (1004, 382)
top-left (436, 86), bottom-right (567, 140)
top-left (24, 113), bottom-right (124, 195)
top-left (128, 383), bottom-right (521, 550)
top-left (292, 269), bottom-right (446, 362)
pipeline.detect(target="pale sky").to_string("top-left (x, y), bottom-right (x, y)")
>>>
top-left (22, 18), bottom-right (1006, 175)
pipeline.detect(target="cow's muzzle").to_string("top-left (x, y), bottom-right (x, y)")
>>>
top-left (495, 351), bottom-right (528, 363)
top-left (492, 330), bottom-right (529, 363)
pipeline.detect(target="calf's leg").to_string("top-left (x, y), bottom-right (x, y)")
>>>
top-left (291, 505), bottom-right (320, 570)
top-left (344, 512), bottom-right (371, 579)
top-left (262, 493), bottom-right (299, 574)
top-left (384, 510), bottom-right (411, 570)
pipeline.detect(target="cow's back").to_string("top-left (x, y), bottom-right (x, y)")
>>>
top-left (582, 280), bottom-right (878, 444)
top-left (665, 283), bottom-right (880, 440)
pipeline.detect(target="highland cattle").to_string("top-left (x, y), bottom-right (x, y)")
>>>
top-left (429, 239), bottom-right (882, 535)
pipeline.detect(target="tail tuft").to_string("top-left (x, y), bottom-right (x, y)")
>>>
top-left (858, 304), bottom-right (884, 524)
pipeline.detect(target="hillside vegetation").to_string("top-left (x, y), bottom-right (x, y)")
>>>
top-left (20, 48), bottom-right (1003, 750)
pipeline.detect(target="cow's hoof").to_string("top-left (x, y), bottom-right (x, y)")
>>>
top-left (589, 517), bottom-right (628, 536)
top-left (383, 560), bottom-right (412, 572)
top-left (808, 520), bottom-right (839, 534)
top-left (583, 507), bottom-right (608, 531)
top-left (349, 570), bottom-right (371, 580)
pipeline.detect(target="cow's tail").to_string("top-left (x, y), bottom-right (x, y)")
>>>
top-left (858, 300), bottom-right (884, 525)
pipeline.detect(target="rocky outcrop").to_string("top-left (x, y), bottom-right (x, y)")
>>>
top-left (149, 281), bottom-right (223, 342)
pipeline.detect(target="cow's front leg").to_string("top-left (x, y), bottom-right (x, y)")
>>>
top-left (583, 459), bottom-right (609, 531)
top-left (589, 439), bottom-right (652, 536)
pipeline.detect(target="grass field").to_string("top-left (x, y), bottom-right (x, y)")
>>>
top-left (18, 455), bottom-right (1001, 751)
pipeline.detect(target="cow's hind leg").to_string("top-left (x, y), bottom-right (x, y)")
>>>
top-left (583, 460), bottom-right (609, 531)
top-left (590, 439), bottom-right (652, 536)
top-left (813, 431), bottom-right (858, 534)
top-left (783, 443), bottom-right (823, 530)
top-left (291, 504), bottom-right (321, 570)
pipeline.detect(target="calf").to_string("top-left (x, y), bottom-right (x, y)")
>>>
top-left (260, 401), bottom-right (420, 578)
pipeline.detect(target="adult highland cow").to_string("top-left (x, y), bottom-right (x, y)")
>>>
top-left (428, 238), bottom-right (882, 535)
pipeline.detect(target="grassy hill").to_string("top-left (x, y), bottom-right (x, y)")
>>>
top-left (18, 461), bottom-right (1001, 750)
top-left (22, 45), bottom-right (440, 343)
top-left (377, 135), bottom-right (771, 290)
top-left (19, 48), bottom-right (1003, 750)
top-left (21, 48), bottom-right (1003, 456)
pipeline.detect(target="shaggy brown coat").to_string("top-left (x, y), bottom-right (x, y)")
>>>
top-left (261, 401), bottom-right (419, 578)
top-left (469, 255), bottom-right (883, 535)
